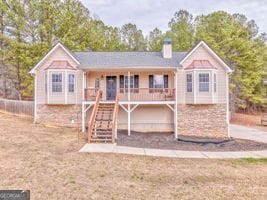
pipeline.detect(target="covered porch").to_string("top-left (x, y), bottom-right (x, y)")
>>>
top-left (81, 68), bottom-right (178, 139)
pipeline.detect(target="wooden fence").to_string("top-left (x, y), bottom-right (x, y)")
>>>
top-left (0, 98), bottom-right (34, 118)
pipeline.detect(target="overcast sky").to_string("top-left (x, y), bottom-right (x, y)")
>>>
top-left (81, 0), bottom-right (267, 36)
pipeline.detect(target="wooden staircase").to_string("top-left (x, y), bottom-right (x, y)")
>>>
top-left (88, 91), bottom-right (119, 143)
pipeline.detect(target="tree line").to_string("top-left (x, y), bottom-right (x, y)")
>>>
top-left (0, 0), bottom-right (266, 112)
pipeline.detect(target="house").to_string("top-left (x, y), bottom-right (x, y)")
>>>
top-left (30, 39), bottom-right (232, 143)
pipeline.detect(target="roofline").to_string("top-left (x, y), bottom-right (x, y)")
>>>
top-left (74, 51), bottom-right (188, 53)
top-left (79, 66), bottom-right (181, 70)
top-left (179, 41), bottom-right (233, 73)
top-left (29, 42), bottom-right (80, 75)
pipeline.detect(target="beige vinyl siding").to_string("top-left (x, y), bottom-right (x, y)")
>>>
top-left (181, 44), bottom-right (227, 104)
top-left (117, 105), bottom-right (174, 132)
top-left (177, 69), bottom-right (186, 104)
top-left (35, 46), bottom-right (83, 105)
top-left (184, 71), bottom-right (194, 104)
top-left (48, 71), bottom-right (65, 104)
top-left (36, 69), bottom-right (46, 104)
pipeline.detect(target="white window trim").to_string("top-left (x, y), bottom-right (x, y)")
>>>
top-left (185, 73), bottom-right (193, 93)
top-left (198, 72), bottom-right (210, 92)
top-left (68, 73), bottom-right (75, 93)
top-left (51, 72), bottom-right (63, 94)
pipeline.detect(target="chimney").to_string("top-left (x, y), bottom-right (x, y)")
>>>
top-left (162, 38), bottom-right (172, 58)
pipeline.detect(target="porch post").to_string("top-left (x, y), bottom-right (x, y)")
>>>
top-left (174, 69), bottom-right (178, 139)
top-left (128, 71), bottom-right (131, 136)
top-left (82, 102), bottom-right (85, 132)
top-left (82, 72), bottom-right (86, 132)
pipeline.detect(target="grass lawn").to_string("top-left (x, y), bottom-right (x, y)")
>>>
top-left (0, 113), bottom-right (267, 200)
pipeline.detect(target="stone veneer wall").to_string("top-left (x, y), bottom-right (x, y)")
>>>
top-left (36, 104), bottom-right (82, 127)
top-left (177, 104), bottom-right (228, 138)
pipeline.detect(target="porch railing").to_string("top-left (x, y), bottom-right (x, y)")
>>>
top-left (111, 93), bottom-right (119, 143)
top-left (84, 88), bottom-right (175, 101)
top-left (118, 88), bottom-right (175, 101)
top-left (84, 88), bottom-right (99, 101)
top-left (88, 90), bottom-right (102, 143)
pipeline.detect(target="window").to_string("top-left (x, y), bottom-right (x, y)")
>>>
top-left (186, 74), bottom-right (193, 92)
top-left (52, 73), bottom-right (62, 93)
top-left (214, 74), bottom-right (217, 93)
top-left (199, 73), bottom-right (209, 92)
top-left (119, 75), bottom-right (139, 93)
top-left (68, 74), bottom-right (75, 93)
top-left (154, 75), bottom-right (164, 88)
top-left (149, 75), bottom-right (168, 92)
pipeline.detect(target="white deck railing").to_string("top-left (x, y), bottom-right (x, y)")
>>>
top-left (84, 88), bottom-right (175, 101)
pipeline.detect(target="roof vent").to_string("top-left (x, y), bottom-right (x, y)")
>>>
top-left (162, 38), bottom-right (172, 58)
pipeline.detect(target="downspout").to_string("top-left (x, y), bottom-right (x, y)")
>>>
top-left (82, 71), bottom-right (85, 132)
top-left (128, 71), bottom-right (131, 136)
top-left (226, 72), bottom-right (230, 137)
top-left (34, 73), bottom-right (37, 123)
top-left (175, 68), bottom-right (178, 139)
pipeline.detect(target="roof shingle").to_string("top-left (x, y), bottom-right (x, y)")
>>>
top-left (73, 51), bottom-right (188, 68)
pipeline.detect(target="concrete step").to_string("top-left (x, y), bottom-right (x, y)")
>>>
top-left (92, 135), bottom-right (112, 139)
top-left (90, 138), bottom-right (113, 143)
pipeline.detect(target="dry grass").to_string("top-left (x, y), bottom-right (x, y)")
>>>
top-left (0, 113), bottom-right (267, 200)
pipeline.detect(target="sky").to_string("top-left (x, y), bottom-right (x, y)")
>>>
top-left (81, 0), bottom-right (267, 36)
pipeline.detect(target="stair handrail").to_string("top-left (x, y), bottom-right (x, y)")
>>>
top-left (111, 94), bottom-right (119, 143)
top-left (88, 90), bottom-right (102, 143)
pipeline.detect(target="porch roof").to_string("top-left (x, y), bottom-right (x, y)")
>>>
top-left (74, 51), bottom-right (188, 69)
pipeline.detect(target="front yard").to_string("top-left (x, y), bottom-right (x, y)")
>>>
top-left (0, 113), bottom-right (267, 199)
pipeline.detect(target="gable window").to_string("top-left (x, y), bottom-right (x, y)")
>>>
top-left (119, 75), bottom-right (139, 93)
top-left (199, 73), bottom-right (209, 92)
top-left (149, 75), bottom-right (168, 92)
top-left (186, 74), bottom-right (193, 92)
top-left (52, 73), bottom-right (62, 93)
top-left (68, 74), bottom-right (75, 93)
top-left (214, 74), bottom-right (217, 93)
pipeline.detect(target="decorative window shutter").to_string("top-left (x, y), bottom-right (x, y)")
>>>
top-left (164, 75), bottom-right (168, 88)
top-left (149, 75), bottom-right (154, 88)
top-left (119, 75), bottom-right (124, 88)
top-left (134, 75), bottom-right (139, 88)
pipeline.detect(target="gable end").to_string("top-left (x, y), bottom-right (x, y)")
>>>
top-left (179, 41), bottom-right (233, 73)
top-left (29, 42), bottom-right (80, 75)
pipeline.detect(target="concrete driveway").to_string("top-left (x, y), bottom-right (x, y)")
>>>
top-left (230, 124), bottom-right (267, 143)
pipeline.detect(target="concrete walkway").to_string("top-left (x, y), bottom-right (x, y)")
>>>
top-left (229, 124), bottom-right (267, 143)
top-left (79, 144), bottom-right (267, 159)
top-left (79, 124), bottom-right (267, 159)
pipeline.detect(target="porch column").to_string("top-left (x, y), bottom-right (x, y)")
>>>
top-left (174, 69), bottom-right (178, 139)
top-left (128, 71), bottom-right (131, 136)
top-left (82, 72), bottom-right (85, 132)
top-left (82, 102), bottom-right (85, 132)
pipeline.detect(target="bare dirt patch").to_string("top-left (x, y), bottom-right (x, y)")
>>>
top-left (0, 113), bottom-right (267, 199)
top-left (231, 112), bottom-right (267, 132)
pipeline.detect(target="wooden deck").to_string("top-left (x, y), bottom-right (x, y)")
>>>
top-left (84, 88), bottom-right (175, 102)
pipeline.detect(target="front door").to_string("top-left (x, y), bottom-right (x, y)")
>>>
top-left (106, 76), bottom-right (117, 100)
